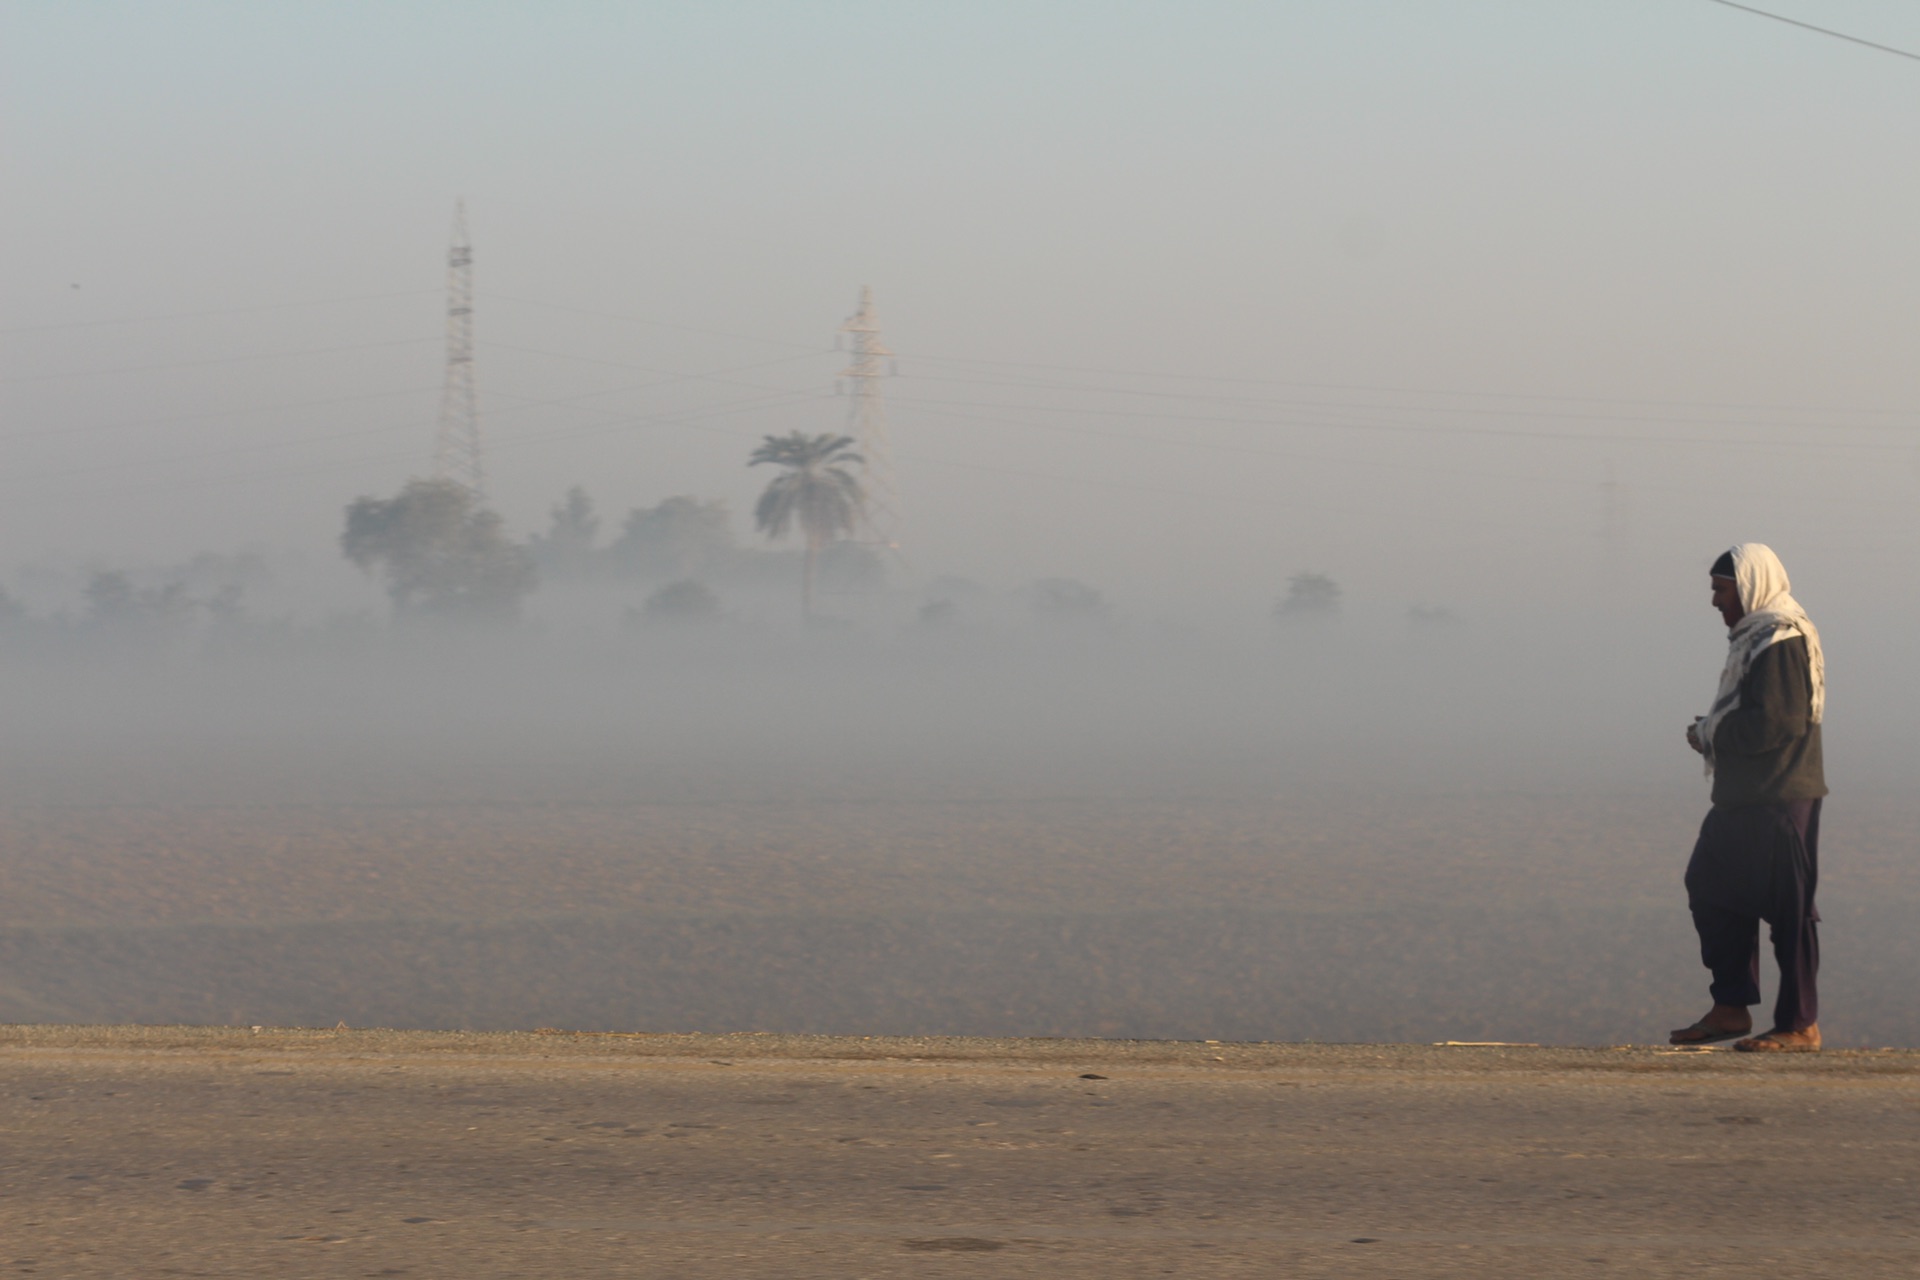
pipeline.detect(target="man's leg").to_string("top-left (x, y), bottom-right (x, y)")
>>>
top-left (1672, 903), bottom-right (1759, 1042)
top-left (1676, 808), bottom-right (1762, 1043)
top-left (1766, 800), bottom-right (1821, 1034)
top-left (1738, 800), bottom-right (1822, 1051)
top-left (1691, 903), bottom-right (1761, 1010)
top-left (1768, 913), bottom-right (1819, 1033)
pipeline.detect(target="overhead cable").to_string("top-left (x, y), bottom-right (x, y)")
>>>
top-left (884, 390), bottom-right (1912, 454)
top-left (480, 291), bottom-right (830, 354)
top-left (0, 336), bottom-right (440, 385)
top-left (0, 289), bottom-right (440, 335)
top-left (895, 368), bottom-right (1915, 436)
top-left (901, 350), bottom-right (1919, 420)
top-left (1703, 0), bottom-right (1920, 63)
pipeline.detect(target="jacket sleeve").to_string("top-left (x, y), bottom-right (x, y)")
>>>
top-left (1712, 637), bottom-right (1811, 758)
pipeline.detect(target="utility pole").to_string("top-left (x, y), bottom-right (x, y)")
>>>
top-left (432, 200), bottom-right (485, 498)
top-left (839, 286), bottom-right (898, 549)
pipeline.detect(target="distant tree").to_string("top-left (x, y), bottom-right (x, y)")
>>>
top-left (74, 570), bottom-right (197, 653)
top-left (606, 495), bottom-right (736, 581)
top-left (818, 541), bottom-right (886, 594)
top-left (637, 579), bottom-right (722, 626)
top-left (341, 478), bottom-right (536, 623)
top-left (83, 571), bottom-right (194, 627)
top-left (173, 552), bottom-right (271, 596)
top-left (915, 598), bottom-right (959, 629)
top-left (1021, 577), bottom-right (1110, 624)
top-left (81, 570), bottom-right (137, 623)
top-left (1276, 571), bottom-right (1342, 619)
top-left (748, 432), bottom-right (865, 620)
top-left (0, 587), bottom-right (26, 633)
top-left (205, 582), bottom-right (247, 624)
top-left (527, 486), bottom-right (601, 579)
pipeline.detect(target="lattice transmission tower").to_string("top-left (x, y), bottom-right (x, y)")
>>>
top-left (839, 286), bottom-right (899, 549)
top-left (432, 200), bottom-right (485, 497)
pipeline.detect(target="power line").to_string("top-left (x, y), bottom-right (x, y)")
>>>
top-left (0, 346), bottom-right (789, 448)
top-left (7, 388), bottom-right (820, 506)
top-left (0, 336), bottom-right (439, 385)
top-left (901, 349), bottom-right (1920, 421)
top-left (899, 399), bottom-right (1633, 493)
top-left (480, 290), bottom-right (828, 354)
top-left (887, 448), bottom-right (1582, 536)
top-left (486, 388), bottom-right (819, 456)
top-left (0, 413), bottom-right (429, 486)
top-left (884, 389), bottom-right (1915, 455)
top-left (0, 289), bottom-right (439, 335)
top-left (892, 433), bottom-right (1920, 531)
top-left (0, 385), bottom-right (439, 444)
top-left (15, 276), bottom-right (1906, 422)
top-left (0, 337), bottom-right (823, 494)
top-left (1702, 0), bottom-right (1920, 63)
top-left (896, 367), bottom-right (1917, 437)
top-left (425, 353), bottom-right (823, 445)
top-left (477, 340), bottom-right (825, 393)
top-left (0, 386), bottom-right (811, 491)
top-left (894, 396), bottom-right (1896, 504)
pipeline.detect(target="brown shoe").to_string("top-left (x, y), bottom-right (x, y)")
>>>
top-left (1734, 1025), bottom-right (1821, 1053)
top-left (1669, 1005), bottom-right (1752, 1045)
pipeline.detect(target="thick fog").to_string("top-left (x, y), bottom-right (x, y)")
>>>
top-left (3, 2), bottom-right (1918, 1045)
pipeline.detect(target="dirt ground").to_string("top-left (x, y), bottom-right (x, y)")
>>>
top-left (4, 1025), bottom-right (1917, 1279)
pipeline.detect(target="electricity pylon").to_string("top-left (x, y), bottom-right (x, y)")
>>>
top-left (432, 200), bottom-right (485, 498)
top-left (839, 286), bottom-right (899, 549)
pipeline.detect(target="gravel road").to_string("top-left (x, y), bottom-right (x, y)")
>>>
top-left (4, 1025), bottom-right (1917, 1278)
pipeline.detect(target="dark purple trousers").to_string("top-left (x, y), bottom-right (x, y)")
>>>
top-left (1684, 798), bottom-right (1821, 1033)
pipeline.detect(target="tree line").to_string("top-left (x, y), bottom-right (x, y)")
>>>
top-left (0, 431), bottom-right (1376, 648)
top-left (340, 431), bottom-right (875, 625)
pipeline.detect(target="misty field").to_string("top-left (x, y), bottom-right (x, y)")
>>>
top-left (4, 781), bottom-right (1915, 1047)
top-left (2, 636), bottom-right (1913, 1048)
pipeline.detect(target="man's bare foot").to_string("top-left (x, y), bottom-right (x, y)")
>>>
top-left (1734, 1024), bottom-right (1821, 1053)
top-left (1669, 1004), bottom-right (1753, 1045)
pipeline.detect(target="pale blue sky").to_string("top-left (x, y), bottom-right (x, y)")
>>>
top-left (4, 1), bottom-right (1920, 618)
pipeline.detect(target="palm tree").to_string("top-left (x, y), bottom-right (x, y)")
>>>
top-left (749, 431), bottom-right (865, 620)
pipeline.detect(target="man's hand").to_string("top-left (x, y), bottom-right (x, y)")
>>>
top-left (1685, 720), bottom-right (1705, 754)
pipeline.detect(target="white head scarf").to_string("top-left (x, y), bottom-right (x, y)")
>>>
top-left (1698, 542), bottom-right (1824, 775)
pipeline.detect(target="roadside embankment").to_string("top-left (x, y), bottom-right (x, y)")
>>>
top-left (5, 1025), bottom-right (1917, 1278)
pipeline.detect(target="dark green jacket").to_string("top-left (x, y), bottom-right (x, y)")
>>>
top-left (1711, 634), bottom-right (1826, 808)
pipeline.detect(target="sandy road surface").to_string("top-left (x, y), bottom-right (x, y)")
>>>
top-left (3, 1026), bottom-right (1918, 1278)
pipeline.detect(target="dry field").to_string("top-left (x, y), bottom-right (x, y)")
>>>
top-left (4, 786), bottom-right (1916, 1045)
top-left (4, 643), bottom-right (1913, 1045)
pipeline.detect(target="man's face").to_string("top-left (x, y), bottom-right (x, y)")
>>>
top-left (1711, 576), bottom-right (1744, 629)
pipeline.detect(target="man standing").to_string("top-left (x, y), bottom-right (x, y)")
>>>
top-left (1671, 543), bottom-right (1827, 1052)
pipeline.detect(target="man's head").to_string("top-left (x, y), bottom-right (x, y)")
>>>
top-left (1710, 548), bottom-right (1742, 628)
top-left (1710, 574), bottom-right (1743, 630)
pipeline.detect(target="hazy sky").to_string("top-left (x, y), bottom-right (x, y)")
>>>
top-left (5, 0), bottom-right (1919, 619)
